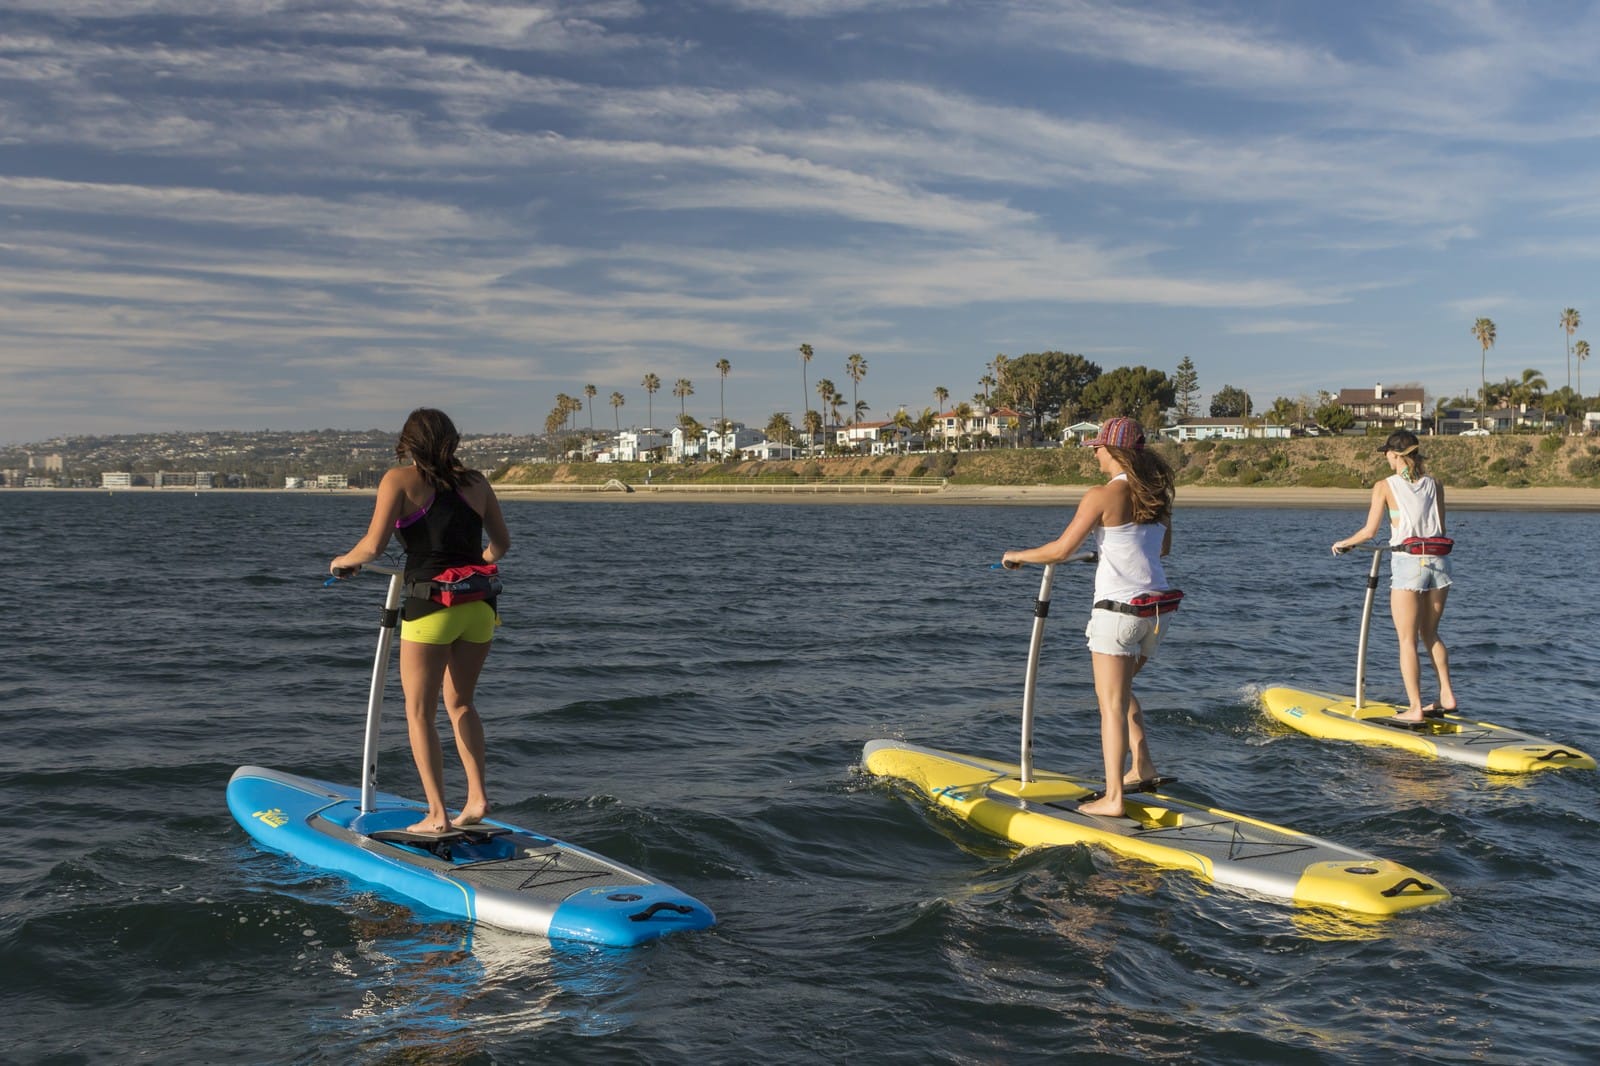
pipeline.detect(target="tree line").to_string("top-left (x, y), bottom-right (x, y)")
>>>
top-left (540, 315), bottom-right (1600, 457)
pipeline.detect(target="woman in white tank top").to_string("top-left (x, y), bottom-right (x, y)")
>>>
top-left (1002, 417), bottom-right (1176, 818)
top-left (1331, 429), bottom-right (1456, 723)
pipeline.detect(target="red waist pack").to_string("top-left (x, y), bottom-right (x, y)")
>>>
top-left (1399, 537), bottom-right (1453, 556)
top-left (409, 564), bottom-right (502, 606)
top-left (1126, 589), bottom-right (1185, 616)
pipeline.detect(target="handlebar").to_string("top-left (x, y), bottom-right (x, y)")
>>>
top-left (324, 561), bottom-right (404, 586)
top-left (991, 552), bottom-right (1097, 570)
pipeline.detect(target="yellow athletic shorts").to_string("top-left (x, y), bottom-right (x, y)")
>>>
top-left (400, 601), bottom-right (498, 645)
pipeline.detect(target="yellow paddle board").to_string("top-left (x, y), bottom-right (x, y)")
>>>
top-left (862, 739), bottom-right (1449, 916)
top-left (1260, 687), bottom-right (1595, 773)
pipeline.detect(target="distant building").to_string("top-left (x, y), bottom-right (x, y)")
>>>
top-left (1062, 421), bottom-right (1100, 444)
top-left (933, 406), bottom-right (1027, 447)
top-left (1162, 418), bottom-right (1290, 441)
top-left (101, 472), bottom-right (133, 489)
top-left (615, 429), bottom-right (670, 462)
top-left (668, 426), bottom-right (704, 463)
top-left (1334, 383), bottom-right (1424, 432)
top-left (742, 440), bottom-right (798, 460)
top-left (707, 423), bottom-right (765, 457)
top-left (836, 420), bottom-right (914, 454)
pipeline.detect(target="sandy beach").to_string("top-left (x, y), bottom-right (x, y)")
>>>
top-left (492, 482), bottom-right (1600, 511)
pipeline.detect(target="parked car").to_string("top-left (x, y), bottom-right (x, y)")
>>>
top-left (1460, 428), bottom-right (1491, 437)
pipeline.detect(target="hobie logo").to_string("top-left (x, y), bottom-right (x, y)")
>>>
top-left (253, 808), bottom-right (289, 829)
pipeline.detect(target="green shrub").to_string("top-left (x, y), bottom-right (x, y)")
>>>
top-left (1540, 435), bottom-right (1564, 454)
top-left (1192, 440), bottom-right (1217, 454)
top-left (1215, 459), bottom-right (1238, 477)
top-left (1570, 456), bottom-right (1600, 478)
top-left (1297, 464), bottom-right (1364, 488)
top-left (1238, 466), bottom-right (1261, 485)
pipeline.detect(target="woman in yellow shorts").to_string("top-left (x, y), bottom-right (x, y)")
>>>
top-left (331, 408), bottom-right (511, 836)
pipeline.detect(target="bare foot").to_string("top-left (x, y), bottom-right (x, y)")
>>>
top-left (1077, 795), bottom-right (1128, 818)
top-left (453, 803), bottom-right (492, 827)
top-left (1392, 710), bottom-right (1427, 724)
top-left (405, 818), bottom-right (451, 835)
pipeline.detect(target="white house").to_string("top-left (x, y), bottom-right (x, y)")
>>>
top-left (933, 406), bottom-right (1027, 447)
top-left (1062, 421), bottom-right (1100, 444)
top-left (1585, 411), bottom-right (1600, 434)
top-left (742, 440), bottom-right (798, 460)
top-left (615, 429), bottom-right (670, 462)
top-left (1161, 418), bottom-right (1290, 441)
top-left (707, 423), bottom-right (765, 457)
top-left (833, 420), bottom-right (901, 453)
top-left (668, 426), bottom-right (704, 462)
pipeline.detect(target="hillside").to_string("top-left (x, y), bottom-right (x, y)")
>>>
top-left (498, 434), bottom-right (1600, 490)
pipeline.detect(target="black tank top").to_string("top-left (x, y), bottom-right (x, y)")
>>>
top-left (395, 487), bottom-right (485, 620)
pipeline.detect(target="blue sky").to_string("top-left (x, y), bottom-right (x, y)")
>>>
top-left (4, 0), bottom-right (1599, 444)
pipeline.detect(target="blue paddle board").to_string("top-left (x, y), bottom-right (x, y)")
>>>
top-left (229, 765), bottom-right (714, 947)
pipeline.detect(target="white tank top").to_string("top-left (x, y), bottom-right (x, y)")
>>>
top-left (1092, 476), bottom-right (1169, 602)
top-left (1385, 474), bottom-right (1443, 543)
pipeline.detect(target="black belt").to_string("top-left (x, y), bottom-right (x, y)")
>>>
top-left (1094, 599), bottom-right (1173, 618)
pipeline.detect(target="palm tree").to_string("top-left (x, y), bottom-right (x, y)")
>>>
top-left (673, 378), bottom-right (694, 421)
top-left (798, 343), bottom-right (814, 452)
top-left (816, 377), bottom-right (836, 435)
top-left (1576, 340), bottom-right (1590, 404)
top-left (891, 407), bottom-right (914, 453)
top-left (1472, 317), bottom-right (1496, 428)
top-left (715, 359), bottom-right (732, 457)
top-left (952, 401), bottom-right (974, 450)
top-left (802, 409), bottom-right (822, 450)
top-left (642, 373), bottom-right (661, 429)
top-left (845, 353), bottom-right (867, 427)
top-left (1520, 368), bottom-right (1549, 429)
top-left (610, 390), bottom-right (625, 436)
top-left (583, 384), bottom-right (597, 457)
top-left (1562, 308), bottom-right (1581, 391)
top-left (934, 385), bottom-right (949, 413)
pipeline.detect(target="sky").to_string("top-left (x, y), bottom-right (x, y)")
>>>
top-left (4, 0), bottom-right (1600, 444)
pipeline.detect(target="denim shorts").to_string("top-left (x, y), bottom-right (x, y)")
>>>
top-left (1390, 552), bottom-right (1453, 592)
top-left (1085, 608), bottom-right (1167, 659)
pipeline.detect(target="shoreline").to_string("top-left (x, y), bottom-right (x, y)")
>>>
top-left (490, 483), bottom-right (1600, 511)
top-left (12, 484), bottom-right (1600, 511)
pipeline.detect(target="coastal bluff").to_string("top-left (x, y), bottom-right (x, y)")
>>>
top-left (496, 434), bottom-right (1600, 501)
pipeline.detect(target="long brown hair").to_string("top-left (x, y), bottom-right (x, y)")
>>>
top-left (1103, 445), bottom-right (1175, 524)
top-left (396, 407), bottom-right (471, 490)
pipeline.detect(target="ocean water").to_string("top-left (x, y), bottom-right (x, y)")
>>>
top-left (2, 490), bottom-right (1598, 1065)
